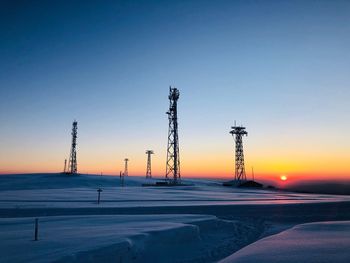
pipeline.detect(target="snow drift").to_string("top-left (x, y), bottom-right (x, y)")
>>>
top-left (220, 221), bottom-right (350, 263)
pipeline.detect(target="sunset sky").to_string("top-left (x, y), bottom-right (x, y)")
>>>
top-left (0, 0), bottom-right (349, 182)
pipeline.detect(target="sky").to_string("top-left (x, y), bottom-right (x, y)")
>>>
top-left (0, 0), bottom-right (349, 183)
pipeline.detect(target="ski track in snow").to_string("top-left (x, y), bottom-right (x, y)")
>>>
top-left (0, 173), bottom-right (350, 262)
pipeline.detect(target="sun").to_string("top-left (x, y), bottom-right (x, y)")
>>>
top-left (280, 175), bottom-right (288, 181)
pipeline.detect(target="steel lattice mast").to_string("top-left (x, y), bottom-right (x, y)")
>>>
top-left (124, 158), bottom-right (129, 176)
top-left (165, 87), bottom-right (181, 184)
top-left (145, 150), bottom-right (154, 178)
top-left (68, 120), bottom-right (78, 174)
top-left (230, 124), bottom-right (248, 183)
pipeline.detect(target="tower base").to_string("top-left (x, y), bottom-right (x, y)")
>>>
top-left (223, 180), bottom-right (263, 188)
top-left (142, 180), bottom-right (192, 187)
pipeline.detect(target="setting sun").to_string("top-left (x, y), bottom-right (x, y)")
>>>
top-left (280, 175), bottom-right (288, 181)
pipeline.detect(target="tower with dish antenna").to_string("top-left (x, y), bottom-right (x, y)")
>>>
top-left (145, 150), bottom-right (154, 178)
top-left (165, 87), bottom-right (181, 185)
top-left (230, 122), bottom-right (247, 184)
top-left (67, 120), bottom-right (78, 175)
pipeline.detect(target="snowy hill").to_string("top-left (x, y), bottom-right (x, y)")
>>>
top-left (0, 173), bottom-right (349, 262)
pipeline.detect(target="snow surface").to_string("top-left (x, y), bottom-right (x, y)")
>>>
top-left (0, 214), bottom-right (268, 263)
top-left (1, 173), bottom-right (350, 262)
top-left (220, 221), bottom-right (350, 263)
top-left (0, 174), bottom-right (348, 210)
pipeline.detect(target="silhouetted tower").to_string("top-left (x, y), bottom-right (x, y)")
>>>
top-left (124, 158), bottom-right (129, 176)
top-left (145, 150), bottom-right (154, 178)
top-left (230, 123), bottom-right (248, 183)
top-left (63, 159), bottom-right (67, 173)
top-left (67, 121), bottom-right (78, 174)
top-left (166, 87), bottom-right (181, 184)
top-left (68, 121), bottom-right (78, 174)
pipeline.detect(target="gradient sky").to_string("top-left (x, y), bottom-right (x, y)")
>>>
top-left (0, 0), bottom-right (349, 182)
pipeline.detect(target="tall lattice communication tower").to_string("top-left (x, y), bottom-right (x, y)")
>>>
top-left (145, 150), bottom-right (154, 178)
top-left (165, 87), bottom-right (181, 184)
top-left (124, 158), bottom-right (129, 176)
top-left (230, 124), bottom-right (248, 183)
top-left (68, 120), bottom-right (78, 174)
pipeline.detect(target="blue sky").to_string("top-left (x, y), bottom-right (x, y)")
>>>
top-left (0, 0), bottom-right (349, 179)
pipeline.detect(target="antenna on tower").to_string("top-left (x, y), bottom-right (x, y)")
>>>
top-left (145, 150), bottom-right (154, 179)
top-left (165, 86), bottom-right (181, 185)
top-left (124, 158), bottom-right (129, 176)
top-left (67, 120), bottom-right (78, 175)
top-left (229, 123), bottom-right (248, 184)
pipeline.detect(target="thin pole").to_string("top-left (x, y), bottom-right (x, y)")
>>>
top-left (34, 218), bottom-right (39, 241)
top-left (120, 171), bottom-right (124, 187)
top-left (97, 188), bottom-right (102, 204)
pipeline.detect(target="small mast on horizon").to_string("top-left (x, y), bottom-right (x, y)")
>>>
top-left (124, 158), bottom-right (129, 176)
top-left (145, 150), bottom-right (154, 179)
top-left (63, 159), bottom-right (67, 173)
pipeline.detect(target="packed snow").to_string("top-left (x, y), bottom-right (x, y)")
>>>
top-left (0, 174), bottom-right (348, 210)
top-left (0, 214), bottom-right (267, 263)
top-left (0, 173), bottom-right (349, 262)
top-left (220, 221), bottom-right (350, 263)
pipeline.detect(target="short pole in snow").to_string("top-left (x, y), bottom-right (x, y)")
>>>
top-left (120, 171), bottom-right (124, 187)
top-left (34, 218), bottom-right (39, 241)
top-left (97, 188), bottom-right (103, 204)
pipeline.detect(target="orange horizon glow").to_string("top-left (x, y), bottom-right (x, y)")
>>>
top-left (1, 148), bottom-right (349, 183)
top-left (1, 167), bottom-right (349, 183)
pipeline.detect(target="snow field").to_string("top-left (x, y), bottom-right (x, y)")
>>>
top-left (0, 215), bottom-right (264, 263)
top-left (1, 174), bottom-right (348, 210)
top-left (1, 174), bottom-right (350, 262)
